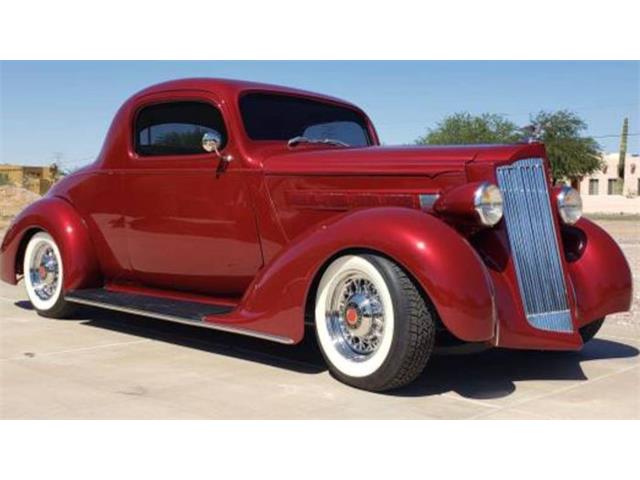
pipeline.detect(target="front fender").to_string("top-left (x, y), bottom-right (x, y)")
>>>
top-left (224, 207), bottom-right (495, 344)
top-left (565, 218), bottom-right (632, 328)
top-left (0, 197), bottom-right (101, 290)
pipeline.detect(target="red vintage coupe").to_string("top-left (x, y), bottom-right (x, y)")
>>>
top-left (0, 79), bottom-right (632, 391)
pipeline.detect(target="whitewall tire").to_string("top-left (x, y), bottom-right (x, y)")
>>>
top-left (23, 232), bottom-right (74, 318)
top-left (314, 254), bottom-right (436, 392)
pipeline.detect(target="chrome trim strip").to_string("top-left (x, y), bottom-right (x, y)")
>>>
top-left (496, 157), bottom-right (573, 333)
top-left (527, 310), bottom-right (573, 333)
top-left (65, 296), bottom-right (295, 344)
top-left (418, 193), bottom-right (439, 209)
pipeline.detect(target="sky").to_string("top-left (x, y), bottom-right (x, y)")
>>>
top-left (0, 61), bottom-right (638, 168)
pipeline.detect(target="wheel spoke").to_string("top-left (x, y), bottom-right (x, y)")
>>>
top-left (325, 271), bottom-right (386, 359)
top-left (27, 240), bottom-right (60, 303)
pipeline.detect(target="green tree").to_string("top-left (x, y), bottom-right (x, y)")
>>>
top-left (415, 112), bottom-right (521, 145)
top-left (416, 110), bottom-right (602, 185)
top-left (156, 127), bottom-right (209, 152)
top-left (530, 110), bottom-right (602, 184)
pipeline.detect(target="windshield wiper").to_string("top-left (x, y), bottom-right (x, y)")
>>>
top-left (287, 136), bottom-right (350, 148)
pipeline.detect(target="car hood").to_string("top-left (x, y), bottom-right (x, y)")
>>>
top-left (261, 144), bottom-right (546, 176)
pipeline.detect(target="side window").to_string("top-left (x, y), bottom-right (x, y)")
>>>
top-left (135, 101), bottom-right (226, 156)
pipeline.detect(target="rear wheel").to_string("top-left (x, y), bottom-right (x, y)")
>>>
top-left (23, 232), bottom-right (75, 318)
top-left (314, 254), bottom-right (436, 392)
top-left (579, 318), bottom-right (605, 344)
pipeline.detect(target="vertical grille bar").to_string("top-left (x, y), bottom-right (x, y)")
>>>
top-left (496, 158), bottom-right (573, 333)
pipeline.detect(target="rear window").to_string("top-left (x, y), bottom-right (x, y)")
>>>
top-left (135, 101), bottom-right (226, 156)
top-left (239, 93), bottom-right (371, 147)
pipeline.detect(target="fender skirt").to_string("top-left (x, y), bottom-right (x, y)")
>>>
top-left (0, 197), bottom-right (101, 290)
top-left (211, 208), bottom-right (495, 344)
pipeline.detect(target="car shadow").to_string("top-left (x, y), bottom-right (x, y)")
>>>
top-left (15, 300), bottom-right (34, 310)
top-left (71, 305), bottom-right (327, 374)
top-left (16, 301), bottom-right (639, 399)
top-left (391, 339), bottom-right (639, 399)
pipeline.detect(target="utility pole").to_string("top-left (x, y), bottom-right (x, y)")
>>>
top-left (618, 117), bottom-right (628, 179)
top-left (52, 152), bottom-right (63, 167)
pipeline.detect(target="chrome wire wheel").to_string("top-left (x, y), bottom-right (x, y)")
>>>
top-left (28, 242), bottom-right (60, 302)
top-left (327, 272), bottom-right (386, 360)
top-left (315, 254), bottom-right (436, 391)
top-left (23, 232), bottom-right (65, 312)
top-left (315, 255), bottom-right (396, 379)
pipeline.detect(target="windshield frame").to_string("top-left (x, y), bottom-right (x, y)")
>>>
top-left (237, 90), bottom-right (378, 148)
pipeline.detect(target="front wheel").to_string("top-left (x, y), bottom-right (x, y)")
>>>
top-left (23, 232), bottom-right (75, 318)
top-left (314, 254), bottom-right (436, 392)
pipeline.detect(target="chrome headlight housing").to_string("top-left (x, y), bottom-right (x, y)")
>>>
top-left (557, 186), bottom-right (582, 225)
top-left (474, 183), bottom-right (504, 227)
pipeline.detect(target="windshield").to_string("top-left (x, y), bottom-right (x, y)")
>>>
top-left (239, 93), bottom-right (372, 147)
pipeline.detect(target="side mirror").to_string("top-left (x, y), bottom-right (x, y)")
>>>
top-left (202, 131), bottom-right (233, 173)
top-left (202, 131), bottom-right (222, 155)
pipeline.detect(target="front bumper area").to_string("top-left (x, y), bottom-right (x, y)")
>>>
top-left (470, 217), bottom-right (631, 351)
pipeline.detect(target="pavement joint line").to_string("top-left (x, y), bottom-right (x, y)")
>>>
top-left (1, 338), bottom-right (151, 361)
top-left (467, 363), bottom-right (640, 420)
top-left (473, 407), bottom-right (554, 420)
top-left (600, 333), bottom-right (640, 342)
top-left (506, 408), bottom-right (555, 420)
top-left (441, 392), bottom-right (502, 410)
top-left (0, 295), bottom-right (19, 303)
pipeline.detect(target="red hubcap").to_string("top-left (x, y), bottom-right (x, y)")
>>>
top-left (39, 266), bottom-right (47, 280)
top-left (345, 307), bottom-right (359, 326)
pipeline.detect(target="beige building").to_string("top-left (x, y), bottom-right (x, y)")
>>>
top-left (578, 152), bottom-right (639, 197)
top-left (577, 152), bottom-right (640, 215)
top-left (0, 164), bottom-right (59, 195)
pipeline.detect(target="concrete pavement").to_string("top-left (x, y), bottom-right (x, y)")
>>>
top-left (1, 278), bottom-right (638, 419)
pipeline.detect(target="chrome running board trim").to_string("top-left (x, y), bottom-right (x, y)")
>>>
top-left (65, 295), bottom-right (295, 345)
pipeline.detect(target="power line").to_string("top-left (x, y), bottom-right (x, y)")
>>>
top-left (591, 133), bottom-right (640, 139)
top-left (501, 103), bottom-right (640, 118)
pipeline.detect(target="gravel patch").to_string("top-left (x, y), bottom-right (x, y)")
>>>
top-left (0, 185), bottom-right (41, 230)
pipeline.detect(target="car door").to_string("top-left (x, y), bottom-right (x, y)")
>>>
top-left (120, 94), bottom-right (263, 297)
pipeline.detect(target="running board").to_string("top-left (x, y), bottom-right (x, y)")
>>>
top-left (65, 288), bottom-right (294, 344)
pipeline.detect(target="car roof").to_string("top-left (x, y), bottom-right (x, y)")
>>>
top-left (132, 77), bottom-right (361, 109)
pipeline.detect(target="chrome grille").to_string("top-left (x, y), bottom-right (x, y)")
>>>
top-left (496, 158), bottom-right (572, 333)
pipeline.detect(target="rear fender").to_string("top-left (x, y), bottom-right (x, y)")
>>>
top-left (220, 207), bottom-right (495, 344)
top-left (0, 197), bottom-right (101, 290)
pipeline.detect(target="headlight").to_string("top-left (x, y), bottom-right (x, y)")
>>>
top-left (474, 183), bottom-right (504, 227)
top-left (557, 186), bottom-right (582, 225)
